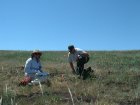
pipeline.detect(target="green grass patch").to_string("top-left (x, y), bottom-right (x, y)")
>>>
top-left (0, 50), bottom-right (140, 105)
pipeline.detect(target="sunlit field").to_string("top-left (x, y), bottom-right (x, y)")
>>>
top-left (0, 50), bottom-right (140, 105)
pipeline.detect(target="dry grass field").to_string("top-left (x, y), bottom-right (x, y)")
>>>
top-left (0, 50), bottom-right (140, 105)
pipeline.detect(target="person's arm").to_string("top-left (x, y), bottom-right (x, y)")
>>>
top-left (24, 59), bottom-right (37, 74)
top-left (68, 53), bottom-right (76, 74)
top-left (69, 62), bottom-right (75, 71)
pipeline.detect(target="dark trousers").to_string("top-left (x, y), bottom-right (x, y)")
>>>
top-left (76, 56), bottom-right (89, 76)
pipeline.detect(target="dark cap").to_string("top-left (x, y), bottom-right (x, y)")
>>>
top-left (68, 45), bottom-right (75, 52)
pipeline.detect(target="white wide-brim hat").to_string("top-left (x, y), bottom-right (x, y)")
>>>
top-left (32, 50), bottom-right (42, 55)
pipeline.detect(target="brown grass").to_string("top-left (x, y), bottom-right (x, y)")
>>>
top-left (0, 50), bottom-right (140, 105)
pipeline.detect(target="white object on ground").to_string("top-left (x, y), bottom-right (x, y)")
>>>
top-left (30, 72), bottom-right (49, 85)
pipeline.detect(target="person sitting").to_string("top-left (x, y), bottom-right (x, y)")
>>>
top-left (19, 50), bottom-right (49, 86)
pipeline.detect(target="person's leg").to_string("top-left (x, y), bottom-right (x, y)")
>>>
top-left (36, 72), bottom-right (49, 76)
top-left (77, 63), bottom-right (84, 76)
top-left (77, 56), bottom-right (90, 76)
top-left (34, 71), bottom-right (50, 83)
top-left (76, 57), bottom-right (87, 76)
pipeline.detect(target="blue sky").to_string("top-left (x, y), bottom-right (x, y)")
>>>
top-left (0, 0), bottom-right (140, 51)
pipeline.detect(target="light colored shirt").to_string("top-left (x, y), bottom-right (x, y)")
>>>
top-left (24, 57), bottom-right (42, 75)
top-left (68, 48), bottom-right (86, 63)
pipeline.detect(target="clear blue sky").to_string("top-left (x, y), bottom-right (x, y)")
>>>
top-left (0, 0), bottom-right (140, 51)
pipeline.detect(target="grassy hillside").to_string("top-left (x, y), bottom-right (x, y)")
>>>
top-left (0, 50), bottom-right (140, 105)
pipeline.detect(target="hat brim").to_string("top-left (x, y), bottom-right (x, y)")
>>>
top-left (32, 52), bottom-right (42, 54)
top-left (32, 52), bottom-right (42, 55)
